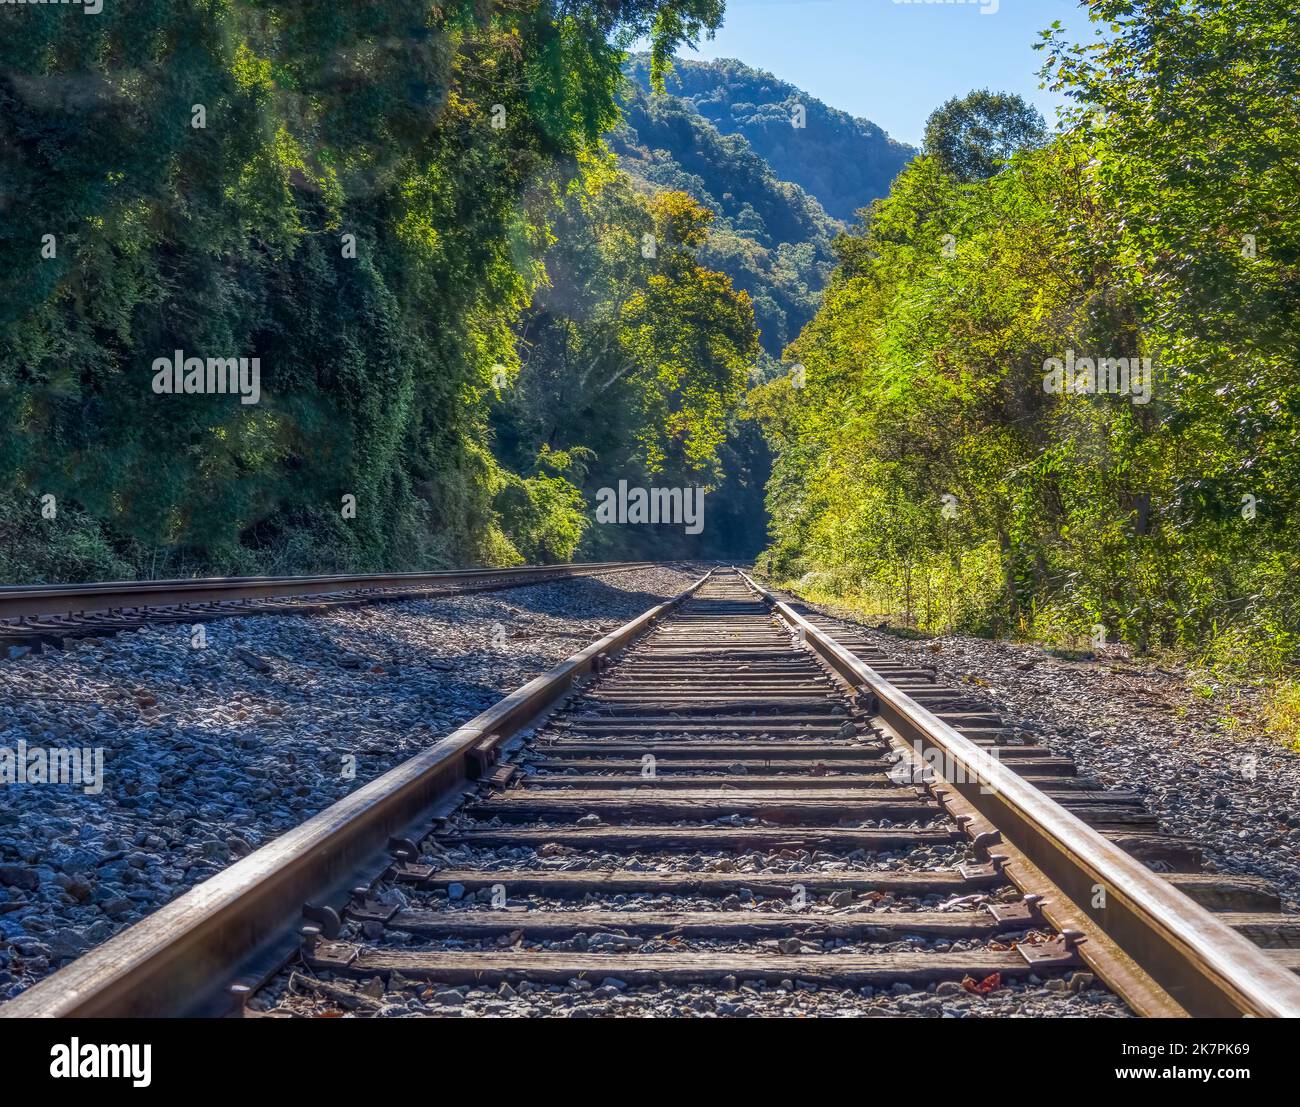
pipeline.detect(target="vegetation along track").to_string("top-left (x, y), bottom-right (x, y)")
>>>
top-left (6, 569), bottom-right (1300, 1018)
top-left (0, 562), bottom-right (655, 658)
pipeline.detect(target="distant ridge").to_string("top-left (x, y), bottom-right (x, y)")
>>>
top-left (610, 80), bottom-right (838, 358)
top-left (623, 54), bottom-right (916, 223)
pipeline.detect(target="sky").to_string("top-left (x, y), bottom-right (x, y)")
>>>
top-left (681, 0), bottom-right (1101, 146)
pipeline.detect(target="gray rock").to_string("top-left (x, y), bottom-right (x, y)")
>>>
top-left (99, 895), bottom-right (134, 921)
top-left (1069, 972), bottom-right (1096, 994)
top-left (0, 865), bottom-right (38, 892)
top-left (45, 928), bottom-right (88, 960)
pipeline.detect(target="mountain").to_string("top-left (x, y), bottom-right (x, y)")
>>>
top-left (610, 82), bottom-right (839, 358)
top-left (623, 55), bottom-right (916, 224)
top-left (606, 56), bottom-right (914, 559)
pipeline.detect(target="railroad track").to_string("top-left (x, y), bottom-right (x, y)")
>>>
top-left (6, 568), bottom-right (1299, 1018)
top-left (0, 562), bottom-right (655, 657)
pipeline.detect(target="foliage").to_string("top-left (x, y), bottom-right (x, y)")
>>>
top-left (611, 81), bottom-right (838, 358)
top-left (0, 0), bottom-right (725, 580)
top-left (611, 54), bottom-right (917, 557)
top-left (494, 162), bottom-right (758, 560)
top-left (493, 471), bottom-right (588, 563)
top-left (1261, 681), bottom-right (1300, 752)
top-left (623, 54), bottom-right (915, 223)
top-left (923, 89), bottom-right (1047, 183)
top-left (755, 0), bottom-right (1300, 676)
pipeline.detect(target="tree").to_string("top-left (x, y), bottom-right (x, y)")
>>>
top-left (0, 0), bottom-right (727, 580)
top-left (923, 90), bottom-right (1047, 183)
top-left (755, 1), bottom-right (1300, 677)
top-left (494, 164), bottom-right (758, 559)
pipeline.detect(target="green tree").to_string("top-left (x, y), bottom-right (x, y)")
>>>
top-left (495, 161), bottom-right (758, 559)
top-left (756, 0), bottom-right (1300, 675)
top-left (0, 0), bottom-right (726, 580)
top-left (923, 89), bottom-right (1046, 183)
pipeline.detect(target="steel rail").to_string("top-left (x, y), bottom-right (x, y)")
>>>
top-left (0, 570), bottom-right (713, 1018)
top-left (741, 571), bottom-right (1300, 1018)
top-left (0, 562), bottom-right (657, 621)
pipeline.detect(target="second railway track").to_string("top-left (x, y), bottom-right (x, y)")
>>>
top-left (0, 562), bottom-right (656, 657)
top-left (6, 568), bottom-right (1300, 1018)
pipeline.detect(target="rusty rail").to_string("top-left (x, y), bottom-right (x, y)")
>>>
top-left (0, 562), bottom-right (657, 621)
top-left (0, 570), bottom-right (712, 1018)
top-left (741, 571), bottom-right (1300, 1019)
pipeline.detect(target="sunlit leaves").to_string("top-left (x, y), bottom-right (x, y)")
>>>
top-left (757, 0), bottom-right (1300, 667)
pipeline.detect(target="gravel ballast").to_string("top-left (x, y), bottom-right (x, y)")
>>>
top-left (4, 565), bottom-right (1241, 1018)
top-left (0, 565), bottom-right (699, 1002)
top-left (250, 837), bottom-right (1127, 1018)
top-left (258, 969), bottom-right (1121, 1019)
top-left (793, 600), bottom-right (1300, 913)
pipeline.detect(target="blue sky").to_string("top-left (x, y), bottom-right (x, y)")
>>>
top-left (682, 0), bottom-right (1100, 146)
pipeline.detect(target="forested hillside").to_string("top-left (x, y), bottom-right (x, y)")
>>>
top-left (752, 0), bottom-right (1300, 704)
top-left (606, 82), bottom-right (837, 558)
top-left (615, 54), bottom-right (919, 357)
top-left (624, 55), bottom-right (915, 223)
top-left (611, 83), bottom-right (838, 361)
top-left (606, 57), bottom-right (913, 557)
top-left (0, 0), bottom-right (752, 580)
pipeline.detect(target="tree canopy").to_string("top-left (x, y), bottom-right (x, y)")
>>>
top-left (754, 0), bottom-right (1300, 675)
top-left (922, 89), bottom-right (1047, 183)
top-left (0, 0), bottom-right (751, 578)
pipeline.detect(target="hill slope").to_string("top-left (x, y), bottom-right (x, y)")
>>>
top-left (605, 56), bottom-right (914, 559)
top-left (623, 55), bottom-right (916, 224)
top-left (610, 83), bottom-right (839, 358)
